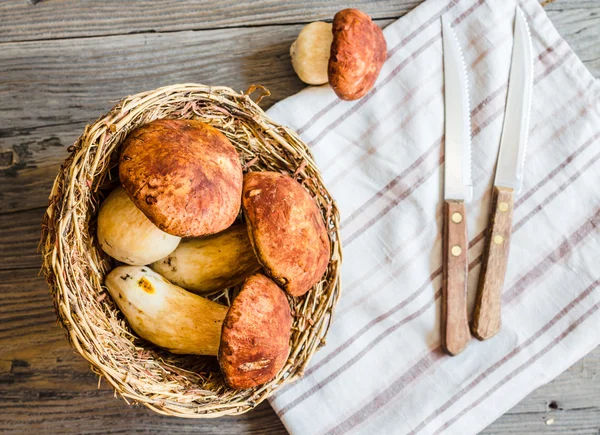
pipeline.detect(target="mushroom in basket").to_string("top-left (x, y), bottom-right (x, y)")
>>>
top-left (105, 267), bottom-right (292, 390)
top-left (97, 186), bottom-right (181, 265)
top-left (151, 224), bottom-right (261, 295)
top-left (241, 171), bottom-right (330, 297)
top-left (119, 119), bottom-right (243, 237)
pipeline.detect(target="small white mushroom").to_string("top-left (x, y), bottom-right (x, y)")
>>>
top-left (290, 22), bottom-right (333, 85)
top-left (97, 187), bottom-right (181, 265)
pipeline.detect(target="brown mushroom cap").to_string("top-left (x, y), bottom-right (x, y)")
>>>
top-left (242, 171), bottom-right (330, 297)
top-left (218, 273), bottom-right (292, 389)
top-left (119, 119), bottom-right (243, 237)
top-left (328, 8), bottom-right (387, 101)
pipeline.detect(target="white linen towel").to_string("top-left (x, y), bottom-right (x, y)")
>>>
top-left (266, 0), bottom-right (600, 433)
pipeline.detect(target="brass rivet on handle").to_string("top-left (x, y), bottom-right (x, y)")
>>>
top-left (451, 245), bottom-right (462, 256)
top-left (493, 235), bottom-right (504, 245)
top-left (451, 212), bottom-right (463, 223)
top-left (499, 202), bottom-right (509, 212)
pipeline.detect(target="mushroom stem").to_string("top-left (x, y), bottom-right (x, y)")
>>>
top-left (151, 224), bottom-right (260, 295)
top-left (290, 22), bottom-right (333, 85)
top-left (105, 266), bottom-right (228, 356)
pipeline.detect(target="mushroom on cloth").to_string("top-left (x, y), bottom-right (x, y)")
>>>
top-left (328, 8), bottom-right (387, 101)
top-left (289, 8), bottom-right (387, 101)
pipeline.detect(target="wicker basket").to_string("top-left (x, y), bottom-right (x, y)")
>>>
top-left (40, 83), bottom-right (342, 417)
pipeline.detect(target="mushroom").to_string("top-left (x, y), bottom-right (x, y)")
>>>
top-left (289, 8), bottom-right (387, 101)
top-left (242, 171), bottom-right (330, 297)
top-left (151, 224), bottom-right (260, 295)
top-left (290, 22), bottom-right (334, 85)
top-left (219, 273), bottom-right (292, 389)
top-left (97, 187), bottom-right (181, 265)
top-left (119, 119), bottom-right (243, 237)
top-left (105, 267), bottom-right (292, 389)
top-left (328, 8), bottom-right (387, 100)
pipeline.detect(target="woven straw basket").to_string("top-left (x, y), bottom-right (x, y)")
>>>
top-left (40, 83), bottom-right (342, 417)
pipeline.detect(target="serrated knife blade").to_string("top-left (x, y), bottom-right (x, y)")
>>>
top-left (494, 7), bottom-right (533, 194)
top-left (442, 14), bottom-right (473, 203)
top-left (472, 7), bottom-right (534, 341)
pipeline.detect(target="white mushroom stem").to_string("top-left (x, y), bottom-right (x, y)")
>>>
top-left (290, 22), bottom-right (333, 85)
top-left (97, 187), bottom-right (181, 265)
top-left (151, 224), bottom-right (260, 295)
top-left (105, 266), bottom-right (227, 355)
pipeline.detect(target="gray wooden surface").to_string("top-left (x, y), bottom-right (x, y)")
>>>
top-left (0, 0), bottom-right (598, 433)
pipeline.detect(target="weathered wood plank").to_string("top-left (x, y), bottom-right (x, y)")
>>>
top-left (546, 7), bottom-right (600, 77)
top-left (0, 0), bottom-right (594, 44)
top-left (0, 25), bottom-right (305, 131)
top-left (483, 346), bottom-right (600, 434)
top-left (485, 408), bottom-right (600, 435)
top-left (0, 123), bottom-right (83, 214)
top-left (0, 0), bottom-right (418, 43)
top-left (0, 207), bottom-right (44, 270)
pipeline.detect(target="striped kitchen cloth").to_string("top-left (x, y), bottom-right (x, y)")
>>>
top-left (265, 0), bottom-right (600, 433)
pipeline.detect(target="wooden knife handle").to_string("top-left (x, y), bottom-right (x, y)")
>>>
top-left (472, 186), bottom-right (515, 340)
top-left (442, 200), bottom-right (471, 356)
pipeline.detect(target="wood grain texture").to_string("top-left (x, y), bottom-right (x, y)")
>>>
top-left (484, 345), bottom-right (600, 434)
top-left (0, 0), bottom-right (599, 433)
top-left (0, 0), bottom-right (418, 43)
top-left (472, 186), bottom-right (514, 341)
top-left (442, 200), bottom-right (471, 356)
top-left (546, 6), bottom-right (600, 79)
top-left (0, 207), bottom-right (46, 270)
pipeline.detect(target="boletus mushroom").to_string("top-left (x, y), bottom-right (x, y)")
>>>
top-left (105, 267), bottom-right (292, 389)
top-left (328, 8), bottom-right (387, 100)
top-left (119, 119), bottom-right (243, 237)
top-left (289, 8), bottom-right (387, 101)
top-left (97, 187), bottom-right (181, 265)
top-left (242, 171), bottom-right (330, 297)
top-left (151, 224), bottom-right (260, 295)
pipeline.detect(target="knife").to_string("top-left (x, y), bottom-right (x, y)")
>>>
top-left (441, 14), bottom-right (473, 356)
top-left (472, 8), bottom-right (533, 340)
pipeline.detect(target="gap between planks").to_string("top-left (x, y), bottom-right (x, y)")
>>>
top-left (0, 17), bottom-right (405, 46)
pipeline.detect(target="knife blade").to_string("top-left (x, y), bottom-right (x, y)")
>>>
top-left (443, 14), bottom-right (473, 203)
top-left (472, 7), bottom-right (533, 341)
top-left (441, 14), bottom-right (472, 356)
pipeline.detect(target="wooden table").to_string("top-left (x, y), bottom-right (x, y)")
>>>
top-left (1, 1), bottom-right (598, 433)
